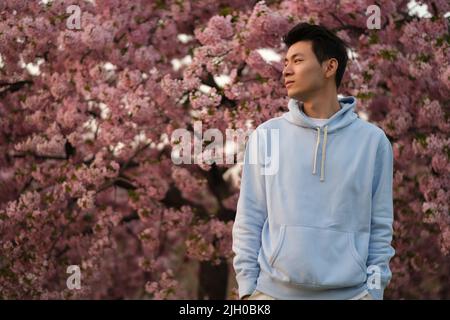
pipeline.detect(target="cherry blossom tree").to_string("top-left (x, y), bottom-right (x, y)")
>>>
top-left (0, 0), bottom-right (448, 299)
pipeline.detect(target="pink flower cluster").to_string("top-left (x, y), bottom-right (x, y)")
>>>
top-left (0, 0), bottom-right (448, 300)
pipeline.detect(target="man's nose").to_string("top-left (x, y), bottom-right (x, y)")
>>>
top-left (283, 68), bottom-right (293, 78)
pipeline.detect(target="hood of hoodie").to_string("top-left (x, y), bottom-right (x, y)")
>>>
top-left (282, 96), bottom-right (359, 182)
top-left (282, 96), bottom-right (358, 133)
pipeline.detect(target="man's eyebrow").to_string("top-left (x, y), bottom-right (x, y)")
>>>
top-left (284, 53), bottom-right (304, 62)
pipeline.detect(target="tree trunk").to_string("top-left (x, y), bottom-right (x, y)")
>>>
top-left (197, 259), bottom-right (229, 300)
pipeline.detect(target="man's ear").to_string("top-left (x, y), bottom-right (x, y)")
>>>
top-left (323, 58), bottom-right (338, 80)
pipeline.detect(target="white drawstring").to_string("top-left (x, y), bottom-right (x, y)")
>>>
top-left (312, 126), bottom-right (328, 182)
top-left (320, 126), bottom-right (328, 182)
top-left (312, 127), bottom-right (320, 175)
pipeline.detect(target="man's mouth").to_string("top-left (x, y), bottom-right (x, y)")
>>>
top-left (285, 80), bottom-right (295, 87)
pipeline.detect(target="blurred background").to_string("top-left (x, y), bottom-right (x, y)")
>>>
top-left (0, 0), bottom-right (449, 299)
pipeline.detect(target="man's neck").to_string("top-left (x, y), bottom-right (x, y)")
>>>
top-left (301, 94), bottom-right (341, 119)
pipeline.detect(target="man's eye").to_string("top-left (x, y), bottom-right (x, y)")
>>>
top-left (284, 59), bottom-right (302, 67)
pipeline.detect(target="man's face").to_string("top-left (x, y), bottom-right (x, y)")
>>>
top-left (283, 41), bottom-right (326, 101)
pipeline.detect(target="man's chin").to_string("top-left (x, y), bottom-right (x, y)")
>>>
top-left (287, 90), bottom-right (304, 101)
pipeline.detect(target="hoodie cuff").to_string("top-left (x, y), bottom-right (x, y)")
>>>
top-left (368, 287), bottom-right (385, 300)
top-left (237, 276), bottom-right (257, 299)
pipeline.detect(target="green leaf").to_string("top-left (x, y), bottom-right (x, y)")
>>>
top-left (379, 49), bottom-right (397, 61)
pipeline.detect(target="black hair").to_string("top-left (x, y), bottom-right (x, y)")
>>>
top-left (282, 22), bottom-right (348, 88)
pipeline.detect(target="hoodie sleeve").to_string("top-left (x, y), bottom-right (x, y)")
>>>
top-left (232, 129), bottom-right (268, 299)
top-left (367, 133), bottom-right (396, 300)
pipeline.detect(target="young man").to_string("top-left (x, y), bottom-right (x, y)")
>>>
top-left (232, 23), bottom-right (395, 300)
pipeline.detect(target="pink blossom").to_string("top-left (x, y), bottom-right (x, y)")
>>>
top-left (0, 0), bottom-right (448, 301)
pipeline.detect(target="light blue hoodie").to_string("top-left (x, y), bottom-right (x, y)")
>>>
top-left (232, 96), bottom-right (395, 300)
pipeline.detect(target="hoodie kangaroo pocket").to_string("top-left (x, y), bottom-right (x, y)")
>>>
top-left (269, 225), bottom-right (367, 288)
